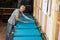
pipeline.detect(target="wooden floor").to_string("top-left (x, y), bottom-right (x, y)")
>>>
top-left (0, 20), bottom-right (7, 40)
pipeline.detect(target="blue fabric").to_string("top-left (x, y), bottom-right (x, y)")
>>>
top-left (15, 23), bottom-right (37, 29)
top-left (12, 14), bottom-right (43, 40)
top-left (13, 37), bottom-right (42, 40)
top-left (13, 29), bottom-right (41, 36)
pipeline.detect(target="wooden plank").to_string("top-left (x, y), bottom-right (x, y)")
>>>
top-left (0, 8), bottom-right (15, 9)
top-left (44, 15), bottom-right (47, 33)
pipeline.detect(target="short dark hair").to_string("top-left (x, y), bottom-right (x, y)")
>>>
top-left (17, 5), bottom-right (26, 9)
top-left (19, 5), bottom-right (26, 9)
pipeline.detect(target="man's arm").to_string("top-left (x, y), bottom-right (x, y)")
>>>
top-left (16, 15), bottom-right (28, 23)
top-left (22, 13), bottom-right (34, 21)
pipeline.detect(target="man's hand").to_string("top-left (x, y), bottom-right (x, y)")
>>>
top-left (23, 21), bottom-right (29, 23)
top-left (22, 20), bottom-right (29, 23)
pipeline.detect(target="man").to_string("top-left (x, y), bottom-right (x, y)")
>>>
top-left (6, 5), bottom-right (34, 40)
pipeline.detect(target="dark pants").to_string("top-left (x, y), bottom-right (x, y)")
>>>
top-left (6, 22), bottom-right (14, 40)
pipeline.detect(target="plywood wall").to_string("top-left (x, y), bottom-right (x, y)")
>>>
top-left (33, 0), bottom-right (60, 40)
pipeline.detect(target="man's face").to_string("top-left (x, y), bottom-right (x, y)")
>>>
top-left (19, 5), bottom-right (26, 12)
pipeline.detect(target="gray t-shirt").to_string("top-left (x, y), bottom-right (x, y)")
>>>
top-left (8, 9), bottom-right (20, 25)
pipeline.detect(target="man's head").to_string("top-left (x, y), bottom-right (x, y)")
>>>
top-left (19, 5), bottom-right (26, 12)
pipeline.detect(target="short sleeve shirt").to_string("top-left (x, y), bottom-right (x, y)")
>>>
top-left (8, 9), bottom-right (20, 25)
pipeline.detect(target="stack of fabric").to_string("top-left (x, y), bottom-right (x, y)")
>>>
top-left (12, 14), bottom-right (43, 40)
